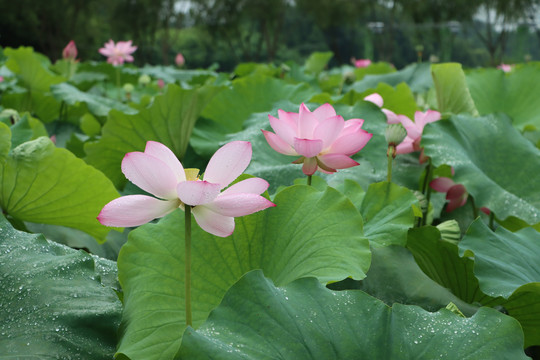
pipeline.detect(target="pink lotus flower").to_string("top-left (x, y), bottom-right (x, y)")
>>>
top-left (175, 53), bottom-right (185, 67)
top-left (98, 141), bottom-right (275, 237)
top-left (354, 59), bottom-right (372, 68)
top-left (430, 177), bottom-right (468, 212)
top-left (157, 79), bottom-right (165, 89)
top-left (98, 40), bottom-right (137, 66)
top-left (497, 63), bottom-right (512, 72)
top-left (262, 103), bottom-right (373, 175)
top-left (62, 40), bottom-right (78, 60)
top-left (391, 110), bottom-right (441, 161)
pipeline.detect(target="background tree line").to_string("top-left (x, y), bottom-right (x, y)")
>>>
top-left (0, 0), bottom-right (539, 69)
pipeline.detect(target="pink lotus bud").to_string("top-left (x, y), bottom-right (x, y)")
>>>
top-left (175, 53), bottom-right (185, 67)
top-left (63, 40), bottom-right (78, 60)
top-left (157, 79), bottom-right (165, 89)
top-left (0, 76), bottom-right (3, 83)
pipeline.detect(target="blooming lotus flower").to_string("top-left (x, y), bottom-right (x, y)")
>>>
top-left (98, 40), bottom-right (137, 66)
top-left (175, 53), bottom-right (185, 67)
top-left (98, 141), bottom-right (275, 237)
top-left (430, 177), bottom-right (468, 212)
top-left (262, 103), bottom-right (373, 175)
top-left (62, 40), bottom-right (78, 60)
top-left (392, 110), bottom-right (441, 160)
top-left (354, 59), bottom-right (372, 68)
top-left (497, 63), bottom-right (512, 72)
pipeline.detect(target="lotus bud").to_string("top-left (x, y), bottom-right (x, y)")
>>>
top-left (138, 74), bottom-right (151, 85)
top-left (123, 83), bottom-right (135, 93)
top-left (62, 40), bottom-right (78, 60)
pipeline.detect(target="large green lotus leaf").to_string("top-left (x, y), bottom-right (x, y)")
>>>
top-left (304, 51), bottom-right (333, 74)
top-left (466, 63), bottom-right (540, 130)
top-left (201, 74), bottom-right (318, 132)
top-left (85, 84), bottom-right (219, 188)
top-left (360, 181), bottom-right (418, 247)
top-left (407, 226), bottom-right (501, 306)
top-left (177, 270), bottom-right (527, 360)
top-left (141, 65), bottom-right (218, 84)
top-left (460, 220), bottom-right (540, 299)
top-left (460, 219), bottom-right (540, 346)
top-left (422, 114), bottom-right (540, 226)
top-left (357, 245), bottom-right (479, 315)
top-left (0, 214), bottom-right (122, 359)
top-left (4, 47), bottom-right (65, 93)
top-left (431, 63), bottom-right (478, 116)
top-left (116, 185), bottom-right (370, 360)
top-left (347, 62), bottom-right (433, 94)
top-left (0, 122), bottom-right (11, 163)
top-left (2, 90), bottom-right (62, 123)
top-left (51, 82), bottom-right (137, 117)
top-left (0, 136), bottom-right (119, 241)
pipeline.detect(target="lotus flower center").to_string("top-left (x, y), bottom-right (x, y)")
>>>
top-left (184, 168), bottom-right (200, 181)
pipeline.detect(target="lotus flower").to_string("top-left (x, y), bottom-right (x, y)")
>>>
top-left (391, 110), bottom-right (441, 161)
top-left (262, 103), bottom-right (373, 175)
top-left (98, 40), bottom-right (137, 66)
top-left (98, 141), bottom-right (275, 237)
top-left (497, 63), bottom-right (512, 72)
top-left (62, 40), bottom-right (78, 60)
top-left (430, 177), bottom-right (468, 212)
top-left (175, 53), bottom-right (185, 67)
top-left (354, 59), bottom-right (372, 68)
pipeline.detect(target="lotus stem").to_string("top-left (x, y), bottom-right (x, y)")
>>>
top-left (185, 205), bottom-right (192, 327)
top-left (307, 175), bottom-right (312, 186)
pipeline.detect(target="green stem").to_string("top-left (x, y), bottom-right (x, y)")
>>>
top-left (307, 175), bottom-right (312, 186)
top-left (421, 159), bottom-right (433, 226)
top-left (115, 67), bottom-right (121, 100)
top-left (387, 146), bottom-right (395, 182)
top-left (489, 211), bottom-right (495, 231)
top-left (469, 196), bottom-right (479, 219)
top-left (185, 205), bottom-right (192, 327)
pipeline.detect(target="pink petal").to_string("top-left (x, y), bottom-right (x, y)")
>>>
top-left (313, 115), bottom-right (345, 149)
top-left (97, 195), bottom-right (178, 227)
top-left (395, 137), bottom-right (415, 154)
top-left (177, 181), bottom-right (221, 206)
top-left (268, 114), bottom-right (296, 146)
top-left (277, 109), bottom-right (299, 129)
top-left (340, 119), bottom-right (365, 136)
top-left (415, 110), bottom-right (441, 127)
top-left (205, 193), bottom-right (275, 217)
top-left (446, 189), bottom-right (468, 212)
top-left (192, 206), bottom-right (235, 237)
top-left (447, 184), bottom-right (467, 200)
top-left (430, 177), bottom-right (456, 193)
top-left (297, 103), bottom-right (318, 138)
top-left (221, 178), bottom-right (269, 196)
top-left (364, 93), bottom-right (383, 108)
top-left (203, 141), bottom-right (252, 188)
top-left (327, 130), bottom-right (372, 156)
top-left (312, 103), bottom-right (337, 121)
top-left (318, 154), bottom-right (359, 170)
top-left (121, 152), bottom-right (179, 199)
top-left (302, 157), bottom-right (318, 175)
top-left (294, 138), bottom-right (323, 158)
top-left (398, 115), bottom-right (422, 140)
top-left (262, 130), bottom-right (298, 156)
top-left (383, 109), bottom-right (400, 124)
top-left (144, 141), bottom-right (186, 183)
